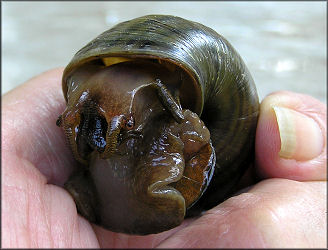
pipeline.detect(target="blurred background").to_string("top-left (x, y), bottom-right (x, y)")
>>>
top-left (2, 2), bottom-right (326, 103)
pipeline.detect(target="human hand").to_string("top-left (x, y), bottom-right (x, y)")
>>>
top-left (2, 68), bottom-right (326, 248)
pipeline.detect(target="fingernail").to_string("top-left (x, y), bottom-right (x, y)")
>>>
top-left (272, 106), bottom-right (323, 161)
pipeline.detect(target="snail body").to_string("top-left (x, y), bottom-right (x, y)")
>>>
top-left (57, 15), bottom-right (259, 235)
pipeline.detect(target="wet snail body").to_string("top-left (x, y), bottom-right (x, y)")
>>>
top-left (57, 15), bottom-right (259, 235)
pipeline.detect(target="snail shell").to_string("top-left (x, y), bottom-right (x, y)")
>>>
top-left (59, 15), bottom-right (259, 234)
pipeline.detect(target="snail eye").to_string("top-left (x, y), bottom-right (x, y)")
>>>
top-left (125, 117), bottom-right (134, 130)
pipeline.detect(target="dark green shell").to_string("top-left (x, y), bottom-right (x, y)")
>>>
top-left (62, 15), bottom-right (259, 212)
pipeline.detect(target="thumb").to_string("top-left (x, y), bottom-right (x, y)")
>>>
top-left (255, 91), bottom-right (326, 181)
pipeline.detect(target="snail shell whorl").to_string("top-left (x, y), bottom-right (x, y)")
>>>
top-left (62, 15), bottom-right (259, 211)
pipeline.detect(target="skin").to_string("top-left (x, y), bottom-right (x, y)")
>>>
top-left (60, 61), bottom-right (215, 234)
top-left (2, 68), bottom-right (327, 248)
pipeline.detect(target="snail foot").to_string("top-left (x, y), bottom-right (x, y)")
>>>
top-left (64, 170), bottom-right (99, 223)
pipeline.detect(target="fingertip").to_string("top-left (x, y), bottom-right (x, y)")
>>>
top-left (4, 67), bottom-right (65, 104)
top-left (28, 67), bottom-right (65, 81)
top-left (255, 94), bottom-right (282, 177)
top-left (255, 91), bottom-right (326, 181)
top-left (2, 67), bottom-right (75, 185)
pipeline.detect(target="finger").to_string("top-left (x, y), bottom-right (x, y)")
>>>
top-left (92, 219), bottom-right (193, 248)
top-left (157, 179), bottom-right (326, 248)
top-left (2, 68), bottom-right (76, 185)
top-left (2, 147), bottom-right (99, 247)
top-left (255, 91), bottom-right (326, 181)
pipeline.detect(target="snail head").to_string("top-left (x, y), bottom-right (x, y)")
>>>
top-left (56, 61), bottom-right (184, 164)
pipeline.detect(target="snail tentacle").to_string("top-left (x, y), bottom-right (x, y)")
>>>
top-left (60, 109), bottom-right (88, 165)
top-left (100, 114), bottom-right (125, 159)
top-left (152, 79), bottom-right (184, 123)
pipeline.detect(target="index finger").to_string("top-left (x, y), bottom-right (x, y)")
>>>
top-left (2, 68), bottom-right (77, 185)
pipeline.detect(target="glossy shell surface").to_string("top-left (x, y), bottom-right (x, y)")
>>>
top-left (60, 15), bottom-right (260, 233)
